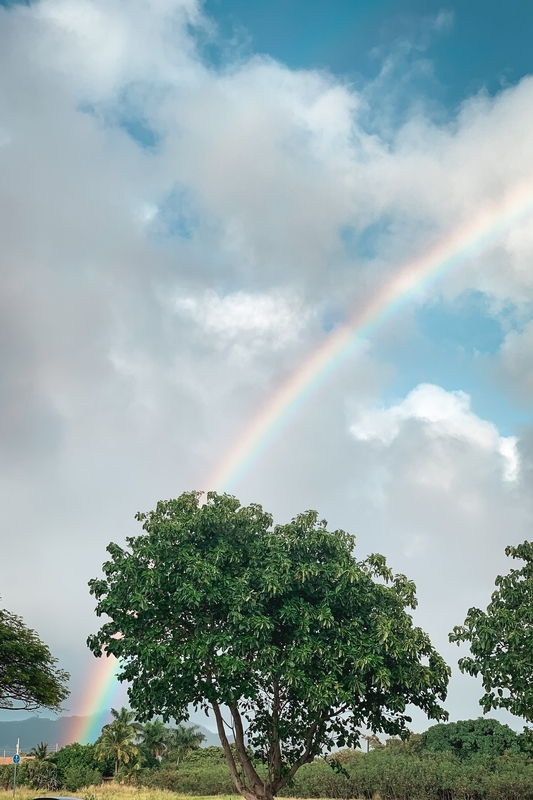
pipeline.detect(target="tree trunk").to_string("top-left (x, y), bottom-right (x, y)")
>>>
top-left (211, 702), bottom-right (275, 800)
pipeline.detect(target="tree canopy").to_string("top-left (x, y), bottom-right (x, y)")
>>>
top-left (94, 717), bottom-right (139, 776)
top-left (165, 723), bottom-right (206, 765)
top-left (0, 605), bottom-right (69, 712)
top-left (421, 718), bottom-right (520, 759)
top-left (450, 540), bottom-right (533, 721)
top-left (88, 491), bottom-right (450, 800)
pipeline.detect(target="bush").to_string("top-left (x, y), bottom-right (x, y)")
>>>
top-left (280, 759), bottom-right (351, 798)
top-left (139, 763), bottom-right (236, 794)
top-left (52, 741), bottom-right (111, 780)
top-left (25, 759), bottom-right (60, 791)
top-left (0, 764), bottom-right (14, 790)
top-left (285, 748), bottom-right (533, 800)
top-left (138, 747), bottom-right (236, 794)
top-left (62, 764), bottom-right (103, 791)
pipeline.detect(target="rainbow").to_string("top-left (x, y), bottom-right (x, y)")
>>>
top-left (75, 179), bottom-right (533, 733)
top-left (70, 654), bottom-right (121, 744)
top-left (207, 179), bottom-right (533, 492)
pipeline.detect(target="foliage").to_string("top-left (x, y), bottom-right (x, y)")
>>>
top-left (28, 741), bottom-right (51, 761)
top-left (0, 605), bottom-right (70, 711)
top-left (139, 748), bottom-right (235, 794)
top-left (0, 764), bottom-right (21, 791)
top-left (8, 743), bottom-right (533, 799)
top-left (163, 723), bottom-right (206, 765)
top-left (139, 764), bottom-right (235, 795)
top-left (279, 748), bottom-right (533, 800)
top-left (88, 491), bottom-right (450, 800)
top-left (141, 720), bottom-right (167, 760)
top-left (111, 706), bottom-right (144, 736)
top-left (52, 741), bottom-right (113, 780)
top-left (61, 763), bottom-right (103, 791)
top-left (421, 718), bottom-right (521, 759)
top-left (95, 720), bottom-right (140, 776)
top-left (451, 540), bottom-right (533, 720)
top-left (24, 758), bottom-right (60, 790)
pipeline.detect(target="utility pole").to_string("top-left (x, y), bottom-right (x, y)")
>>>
top-left (12, 738), bottom-right (20, 799)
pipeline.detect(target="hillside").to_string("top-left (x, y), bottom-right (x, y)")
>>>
top-left (0, 716), bottom-right (220, 754)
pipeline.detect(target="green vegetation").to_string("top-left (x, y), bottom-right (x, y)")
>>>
top-left (451, 540), bottom-right (533, 721)
top-left (28, 741), bottom-right (52, 761)
top-left (0, 711), bottom-right (206, 792)
top-left (420, 718), bottom-right (521, 759)
top-left (95, 719), bottom-right (140, 777)
top-left (0, 787), bottom-right (234, 800)
top-left (0, 604), bottom-right (70, 711)
top-left (3, 717), bottom-right (533, 799)
top-left (88, 491), bottom-right (450, 800)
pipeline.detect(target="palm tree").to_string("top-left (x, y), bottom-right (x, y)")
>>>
top-left (95, 721), bottom-right (139, 776)
top-left (110, 706), bottom-right (143, 736)
top-left (140, 720), bottom-right (167, 759)
top-left (28, 742), bottom-right (50, 761)
top-left (165, 724), bottom-right (205, 765)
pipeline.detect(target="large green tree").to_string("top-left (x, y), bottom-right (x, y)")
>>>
top-left (88, 492), bottom-right (450, 800)
top-left (450, 540), bottom-right (533, 721)
top-left (0, 606), bottom-right (69, 712)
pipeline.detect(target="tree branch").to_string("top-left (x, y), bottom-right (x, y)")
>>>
top-left (270, 680), bottom-right (282, 783)
top-left (211, 701), bottom-right (252, 800)
top-left (229, 703), bottom-right (266, 796)
top-left (273, 718), bottom-right (322, 793)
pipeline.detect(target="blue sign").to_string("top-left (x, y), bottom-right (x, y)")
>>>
top-left (13, 754), bottom-right (20, 764)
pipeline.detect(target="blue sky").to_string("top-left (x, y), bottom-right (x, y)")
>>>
top-left (206, 0), bottom-right (533, 106)
top-left (1, 0), bottom-right (533, 735)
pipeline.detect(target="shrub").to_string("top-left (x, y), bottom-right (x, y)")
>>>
top-left (138, 749), bottom-right (236, 794)
top-left (139, 763), bottom-right (236, 794)
top-left (280, 759), bottom-right (351, 798)
top-left (62, 764), bottom-right (103, 791)
top-left (285, 748), bottom-right (533, 800)
top-left (0, 764), bottom-right (13, 790)
top-left (25, 759), bottom-right (60, 791)
top-left (53, 741), bottom-right (111, 780)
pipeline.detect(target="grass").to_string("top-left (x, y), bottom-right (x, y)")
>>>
top-left (1, 788), bottom-right (239, 800)
top-left (0, 789), bottom-right (316, 800)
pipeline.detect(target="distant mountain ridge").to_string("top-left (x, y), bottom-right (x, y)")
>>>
top-left (0, 716), bottom-right (220, 753)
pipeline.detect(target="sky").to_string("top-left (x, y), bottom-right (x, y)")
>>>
top-left (1, 0), bottom-right (533, 736)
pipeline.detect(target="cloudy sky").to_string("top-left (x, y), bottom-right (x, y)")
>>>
top-left (2, 0), bottom-right (533, 734)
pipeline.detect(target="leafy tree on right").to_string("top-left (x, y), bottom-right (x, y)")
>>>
top-left (450, 540), bottom-right (533, 721)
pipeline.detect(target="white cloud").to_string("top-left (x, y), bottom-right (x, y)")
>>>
top-left (350, 383), bottom-right (519, 482)
top-left (174, 290), bottom-right (312, 349)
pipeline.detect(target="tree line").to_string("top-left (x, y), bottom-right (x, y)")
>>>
top-left (4, 714), bottom-right (533, 800)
